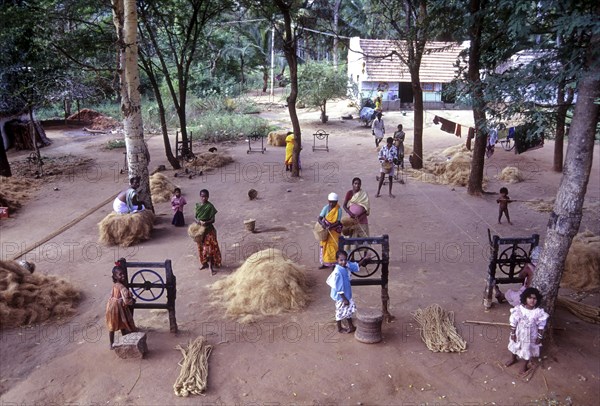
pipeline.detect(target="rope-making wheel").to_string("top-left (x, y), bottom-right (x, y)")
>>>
top-left (498, 246), bottom-right (528, 276)
top-left (130, 269), bottom-right (166, 301)
top-left (348, 246), bottom-right (381, 277)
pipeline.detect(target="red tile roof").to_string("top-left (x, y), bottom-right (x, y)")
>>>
top-left (359, 39), bottom-right (468, 83)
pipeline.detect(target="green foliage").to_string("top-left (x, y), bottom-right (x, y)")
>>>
top-left (189, 93), bottom-right (260, 115)
top-left (447, 0), bottom-right (599, 139)
top-left (105, 139), bottom-right (126, 149)
top-left (187, 112), bottom-right (271, 142)
top-left (0, 1), bottom-right (116, 114)
top-left (297, 61), bottom-right (350, 112)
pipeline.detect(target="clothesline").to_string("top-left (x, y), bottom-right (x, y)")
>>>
top-left (424, 111), bottom-right (474, 130)
top-left (426, 112), bottom-right (544, 156)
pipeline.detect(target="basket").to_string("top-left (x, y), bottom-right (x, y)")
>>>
top-left (188, 223), bottom-right (207, 243)
top-left (313, 222), bottom-right (329, 242)
top-left (244, 219), bottom-right (256, 232)
top-left (381, 161), bottom-right (393, 174)
top-left (341, 217), bottom-right (359, 235)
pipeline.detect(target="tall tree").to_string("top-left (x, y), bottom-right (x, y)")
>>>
top-left (465, 0), bottom-right (488, 195)
top-left (0, 1), bottom-right (68, 176)
top-left (364, 0), bottom-right (441, 170)
top-left (137, 0), bottom-right (231, 158)
top-left (332, 0), bottom-right (342, 69)
top-left (297, 61), bottom-right (349, 123)
top-left (112, 0), bottom-right (153, 210)
top-left (533, 28), bottom-right (599, 321)
top-left (463, 0), bottom-right (596, 194)
top-left (275, 0), bottom-right (302, 177)
top-left (243, 0), bottom-right (306, 177)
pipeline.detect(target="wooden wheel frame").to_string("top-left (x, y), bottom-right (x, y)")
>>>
top-left (498, 246), bottom-right (528, 276)
top-left (130, 269), bottom-right (166, 301)
top-left (348, 246), bottom-right (381, 277)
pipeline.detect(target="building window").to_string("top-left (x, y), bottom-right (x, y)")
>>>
top-left (422, 83), bottom-right (434, 91)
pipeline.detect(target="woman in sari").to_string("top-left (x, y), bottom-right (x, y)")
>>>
top-left (195, 189), bottom-right (222, 274)
top-left (343, 177), bottom-right (370, 240)
top-left (318, 192), bottom-right (343, 269)
top-left (285, 131), bottom-right (294, 171)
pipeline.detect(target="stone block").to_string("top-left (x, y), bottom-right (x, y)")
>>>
top-left (113, 332), bottom-right (148, 359)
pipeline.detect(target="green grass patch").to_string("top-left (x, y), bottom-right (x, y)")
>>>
top-left (188, 111), bottom-right (271, 142)
top-left (105, 139), bottom-right (126, 149)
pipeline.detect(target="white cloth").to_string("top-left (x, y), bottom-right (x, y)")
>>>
top-left (508, 305), bottom-right (549, 360)
top-left (112, 197), bottom-right (145, 214)
top-left (334, 298), bottom-right (356, 321)
top-left (372, 117), bottom-right (385, 139)
top-left (113, 198), bottom-right (129, 214)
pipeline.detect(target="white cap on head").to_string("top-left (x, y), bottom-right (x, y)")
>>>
top-left (328, 192), bottom-right (338, 201)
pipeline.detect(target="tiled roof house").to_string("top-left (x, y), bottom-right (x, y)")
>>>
top-left (347, 37), bottom-right (469, 109)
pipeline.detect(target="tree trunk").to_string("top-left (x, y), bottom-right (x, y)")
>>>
top-left (288, 50), bottom-right (302, 177)
top-left (28, 107), bottom-right (43, 176)
top-left (240, 54), bottom-right (245, 86)
top-left (276, 0), bottom-right (302, 177)
top-left (0, 134), bottom-right (11, 177)
top-left (148, 73), bottom-right (180, 169)
top-left (113, 0), bottom-right (153, 211)
top-left (177, 86), bottom-right (190, 157)
top-left (332, 0), bottom-right (341, 70)
top-left (466, 0), bottom-right (487, 196)
top-left (411, 71), bottom-right (424, 169)
top-left (406, 0), bottom-right (427, 170)
top-left (532, 31), bottom-right (600, 322)
top-left (553, 81), bottom-right (574, 173)
top-left (156, 97), bottom-right (179, 171)
top-left (262, 68), bottom-right (268, 93)
top-left (320, 100), bottom-right (327, 123)
top-left (63, 99), bottom-right (72, 119)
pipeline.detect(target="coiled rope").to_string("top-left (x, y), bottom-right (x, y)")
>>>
top-left (173, 336), bottom-right (213, 397)
top-left (413, 304), bottom-right (467, 353)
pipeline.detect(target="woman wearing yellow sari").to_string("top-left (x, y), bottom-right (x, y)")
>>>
top-left (284, 131), bottom-right (294, 171)
top-left (318, 193), bottom-right (343, 269)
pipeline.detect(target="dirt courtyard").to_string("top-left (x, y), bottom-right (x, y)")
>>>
top-left (1, 98), bottom-right (599, 405)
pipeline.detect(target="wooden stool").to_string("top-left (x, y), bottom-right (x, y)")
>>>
top-left (354, 308), bottom-right (383, 344)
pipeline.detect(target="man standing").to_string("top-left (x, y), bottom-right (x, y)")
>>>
top-left (376, 137), bottom-right (398, 198)
top-left (371, 112), bottom-right (385, 147)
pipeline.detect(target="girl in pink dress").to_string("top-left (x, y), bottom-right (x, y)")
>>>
top-left (505, 287), bottom-right (549, 375)
top-left (171, 187), bottom-right (187, 227)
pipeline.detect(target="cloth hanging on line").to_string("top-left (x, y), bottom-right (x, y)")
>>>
top-left (440, 118), bottom-right (456, 134)
top-left (433, 115), bottom-right (457, 134)
top-left (465, 127), bottom-right (476, 151)
top-left (486, 129), bottom-right (498, 158)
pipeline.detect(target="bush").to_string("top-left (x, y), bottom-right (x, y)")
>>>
top-left (106, 139), bottom-right (126, 149)
top-left (187, 111), bottom-right (271, 142)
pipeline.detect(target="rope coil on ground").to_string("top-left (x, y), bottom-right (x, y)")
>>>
top-left (413, 304), bottom-right (467, 353)
top-left (173, 336), bottom-right (213, 397)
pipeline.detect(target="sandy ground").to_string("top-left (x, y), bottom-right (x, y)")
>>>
top-left (1, 95), bottom-right (599, 405)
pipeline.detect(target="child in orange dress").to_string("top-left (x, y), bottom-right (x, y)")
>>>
top-left (106, 264), bottom-right (137, 349)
